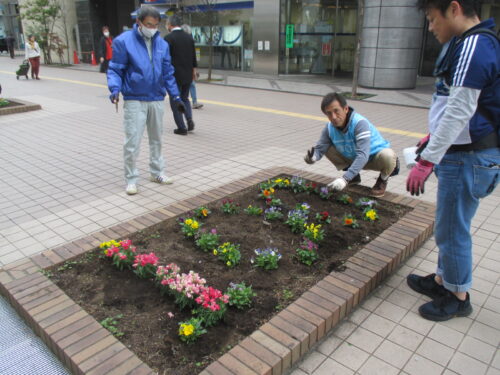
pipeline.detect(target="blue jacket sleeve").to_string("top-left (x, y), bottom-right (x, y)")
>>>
top-left (107, 38), bottom-right (127, 94)
top-left (162, 43), bottom-right (180, 98)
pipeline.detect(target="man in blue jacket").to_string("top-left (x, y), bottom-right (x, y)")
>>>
top-left (407, 0), bottom-right (499, 321)
top-left (107, 6), bottom-right (185, 195)
top-left (304, 92), bottom-right (399, 197)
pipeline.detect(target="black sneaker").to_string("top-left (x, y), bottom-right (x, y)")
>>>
top-left (407, 273), bottom-right (447, 299)
top-left (348, 174), bottom-right (361, 185)
top-left (418, 292), bottom-right (473, 321)
top-left (187, 119), bottom-right (195, 131)
top-left (174, 128), bottom-right (188, 135)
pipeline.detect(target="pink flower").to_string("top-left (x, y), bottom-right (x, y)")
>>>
top-left (120, 239), bottom-right (132, 249)
top-left (167, 312), bottom-right (174, 319)
top-left (211, 228), bottom-right (217, 235)
top-left (119, 253), bottom-right (127, 260)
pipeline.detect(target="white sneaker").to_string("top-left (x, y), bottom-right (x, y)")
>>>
top-left (150, 175), bottom-right (173, 185)
top-left (126, 184), bottom-right (138, 195)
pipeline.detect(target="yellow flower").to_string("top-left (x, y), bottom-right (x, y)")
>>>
top-left (284, 179), bottom-right (290, 185)
top-left (366, 210), bottom-right (377, 221)
top-left (185, 219), bottom-right (193, 226)
top-left (275, 178), bottom-right (283, 184)
top-left (180, 323), bottom-right (194, 336)
top-left (191, 221), bottom-right (199, 229)
top-left (226, 261), bottom-right (231, 266)
top-left (270, 187), bottom-right (275, 194)
top-left (213, 250), bottom-right (218, 255)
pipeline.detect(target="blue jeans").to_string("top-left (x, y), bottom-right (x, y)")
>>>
top-left (434, 147), bottom-right (500, 293)
top-left (189, 81), bottom-right (197, 104)
top-left (169, 82), bottom-right (192, 130)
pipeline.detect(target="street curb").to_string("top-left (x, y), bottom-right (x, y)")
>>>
top-left (0, 167), bottom-right (435, 375)
top-left (0, 98), bottom-right (41, 116)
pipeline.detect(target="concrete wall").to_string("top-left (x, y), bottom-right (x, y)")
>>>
top-left (359, 0), bottom-right (424, 89)
top-left (252, 0), bottom-right (280, 75)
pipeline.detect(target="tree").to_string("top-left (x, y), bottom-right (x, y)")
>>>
top-left (20, 0), bottom-right (61, 64)
top-left (351, 0), bottom-right (364, 98)
top-left (189, 0), bottom-right (218, 81)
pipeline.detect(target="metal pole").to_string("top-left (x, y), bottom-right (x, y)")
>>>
top-left (332, 0), bottom-right (339, 78)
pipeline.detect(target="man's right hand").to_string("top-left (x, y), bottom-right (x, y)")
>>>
top-left (109, 91), bottom-right (119, 104)
top-left (173, 96), bottom-right (186, 113)
top-left (304, 147), bottom-right (316, 164)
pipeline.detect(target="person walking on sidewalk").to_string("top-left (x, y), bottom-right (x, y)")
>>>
top-left (406, 0), bottom-right (500, 321)
top-left (181, 24), bottom-right (204, 110)
top-left (25, 35), bottom-right (41, 80)
top-left (107, 6), bottom-right (185, 195)
top-left (98, 26), bottom-right (113, 73)
top-left (304, 92), bottom-right (399, 197)
top-left (6, 34), bottom-right (15, 59)
top-left (165, 15), bottom-right (198, 135)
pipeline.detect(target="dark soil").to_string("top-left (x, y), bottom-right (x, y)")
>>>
top-left (48, 176), bottom-right (410, 375)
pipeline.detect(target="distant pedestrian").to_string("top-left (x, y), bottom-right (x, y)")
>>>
top-left (98, 26), bottom-right (113, 73)
top-left (165, 15), bottom-right (198, 135)
top-left (181, 24), bottom-right (203, 110)
top-left (304, 92), bottom-right (399, 197)
top-left (25, 35), bottom-right (41, 80)
top-left (6, 34), bottom-right (15, 59)
top-left (107, 6), bottom-right (185, 195)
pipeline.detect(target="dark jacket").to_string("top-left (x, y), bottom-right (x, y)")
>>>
top-left (107, 24), bottom-right (180, 101)
top-left (164, 28), bottom-right (197, 85)
top-left (98, 35), bottom-right (112, 60)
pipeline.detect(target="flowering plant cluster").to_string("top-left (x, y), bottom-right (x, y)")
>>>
top-left (226, 282), bottom-right (256, 310)
top-left (264, 206), bottom-right (283, 221)
top-left (290, 175), bottom-right (307, 193)
top-left (133, 252), bottom-right (159, 279)
top-left (265, 197), bottom-right (283, 207)
top-left (355, 197), bottom-right (377, 208)
top-left (272, 177), bottom-right (290, 189)
top-left (244, 205), bottom-right (263, 215)
top-left (363, 208), bottom-right (379, 221)
top-left (158, 268), bottom-right (207, 309)
top-left (338, 194), bottom-right (354, 205)
top-left (296, 240), bottom-right (319, 266)
top-left (194, 206), bottom-right (211, 219)
top-left (259, 187), bottom-right (275, 199)
top-left (214, 242), bottom-right (241, 267)
top-left (179, 217), bottom-right (201, 238)
top-left (295, 202), bottom-right (311, 214)
top-left (251, 248), bottom-right (282, 270)
top-left (318, 186), bottom-right (333, 200)
top-left (101, 239), bottom-right (136, 270)
top-left (220, 199), bottom-right (239, 214)
top-left (315, 211), bottom-right (331, 224)
top-left (303, 223), bottom-right (325, 244)
top-left (285, 209), bottom-right (308, 234)
top-left (195, 229), bottom-right (220, 252)
top-left (194, 286), bottom-right (230, 327)
top-left (178, 318), bottom-right (206, 344)
top-left (343, 213), bottom-right (360, 228)
top-left (304, 182), bottom-right (317, 194)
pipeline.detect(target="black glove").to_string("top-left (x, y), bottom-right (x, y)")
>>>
top-left (304, 147), bottom-right (315, 164)
top-left (174, 97), bottom-right (186, 113)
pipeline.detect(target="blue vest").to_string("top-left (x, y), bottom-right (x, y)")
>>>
top-left (327, 111), bottom-right (390, 160)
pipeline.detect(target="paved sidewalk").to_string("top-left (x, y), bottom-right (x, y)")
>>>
top-left (0, 56), bottom-right (498, 375)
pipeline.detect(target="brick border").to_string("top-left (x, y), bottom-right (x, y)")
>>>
top-left (0, 98), bottom-right (42, 116)
top-left (0, 167), bottom-right (434, 375)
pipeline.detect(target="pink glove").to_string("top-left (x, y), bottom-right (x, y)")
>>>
top-left (416, 134), bottom-right (430, 155)
top-left (406, 159), bottom-right (434, 196)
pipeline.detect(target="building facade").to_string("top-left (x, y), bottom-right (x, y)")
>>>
top-left (16, 0), bottom-right (500, 87)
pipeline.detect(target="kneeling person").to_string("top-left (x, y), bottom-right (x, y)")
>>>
top-left (304, 92), bottom-right (398, 197)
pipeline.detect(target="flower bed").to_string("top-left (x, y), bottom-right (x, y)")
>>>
top-left (46, 175), bottom-right (411, 375)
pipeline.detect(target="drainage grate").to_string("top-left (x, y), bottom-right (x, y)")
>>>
top-left (0, 296), bottom-right (70, 375)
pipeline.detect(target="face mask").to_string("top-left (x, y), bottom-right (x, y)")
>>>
top-left (104, 31), bottom-right (110, 37)
top-left (140, 25), bottom-right (157, 39)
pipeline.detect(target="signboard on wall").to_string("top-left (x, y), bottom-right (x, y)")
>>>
top-left (322, 43), bottom-right (331, 56)
top-left (191, 25), bottom-right (242, 47)
top-left (285, 24), bottom-right (294, 48)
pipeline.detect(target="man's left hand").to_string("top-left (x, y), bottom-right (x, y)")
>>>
top-left (174, 97), bottom-right (185, 113)
top-left (406, 159), bottom-right (434, 196)
top-left (328, 177), bottom-right (347, 191)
